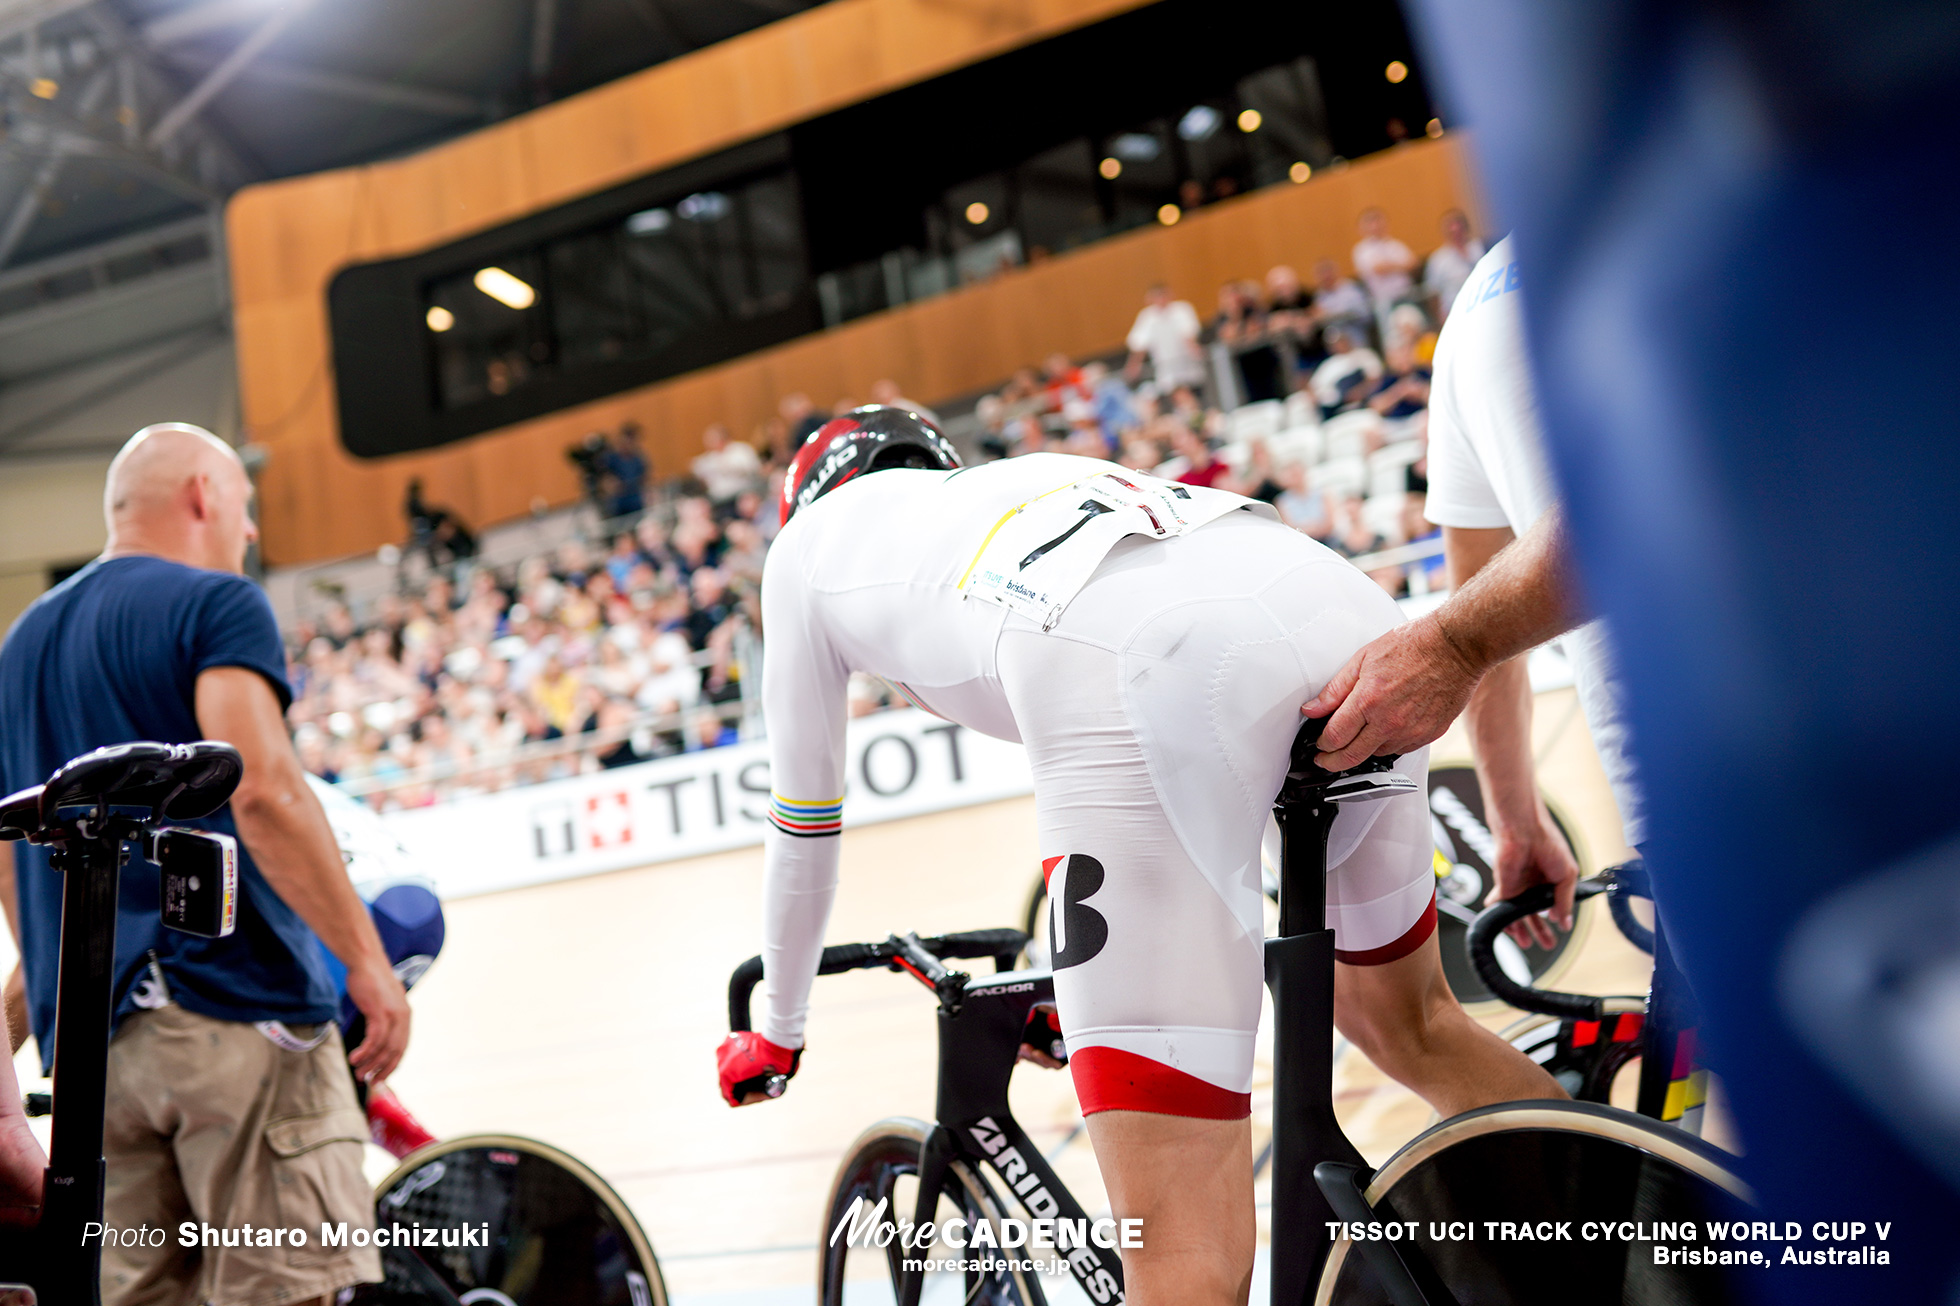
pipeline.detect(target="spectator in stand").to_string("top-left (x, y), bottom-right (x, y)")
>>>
top-left (1352, 207), bottom-right (1419, 325)
top-left (1363, 337), bottom-right (1433, 421)
top-left (1124, 283), bottom-right (1207, 394)
top-left (593, 697), bottom-right (649, 769)
top-left (869, 378), bottom-right (941, 427)
top-left (1169, 426), bottom-right (1231, 489)
top-left (1210, 281), bottom-right (1283, 404)
top-left (1310, 325), bottom-right (1386, 415)
top-left (1399, 490), bottom-right (1445, 593)
top-left (602, 422), bottom-right (649, 518)
top-left (403, 479), bottom-right (478, 570)
top-left (1273, 461), bottom-right (1338, 543)
top-left (1265, 264), bottom-right (1313, 335)
top-left (683, 567), bottom-right (735, 652)
top-left (1423, 209), bottom-right (1485, 323)
top-left (1081, 361), bottom-right (1137, 446)
top-left (684, 706), bottom-right (738, 752)
top-left (779, 392), bottom-right (824, 449)
top-left (1309, 257), bottom-right (1374, 353)
top-left (691, 424), bottom-right (761, 507)
top-left (529, 655), bottom-right (582, 735)
top-left (974, 394), bottom-right (1012, 461)
top-left (1040, 352), bottom-right (1091, 413)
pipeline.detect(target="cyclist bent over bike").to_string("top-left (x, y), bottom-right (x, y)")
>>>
top-left (717, 408), bottom-right (1563, 1304)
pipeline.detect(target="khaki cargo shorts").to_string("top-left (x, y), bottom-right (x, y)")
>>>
top-left (99, 1005), bottom-right (382, 1306)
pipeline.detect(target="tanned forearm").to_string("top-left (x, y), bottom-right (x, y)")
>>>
top-left (1462, 655), bottom-right (1541, 832)
top-left (1433, 506), bottom-right (1586, 677)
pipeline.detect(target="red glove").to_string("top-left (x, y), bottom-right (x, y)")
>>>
top-left (717, 1031), bottom-right (802, 1107)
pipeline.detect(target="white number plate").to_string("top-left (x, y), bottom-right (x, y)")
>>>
top-left (958, 470), bottom-right (1263, 628)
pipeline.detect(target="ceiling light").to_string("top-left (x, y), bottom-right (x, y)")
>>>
top-left (1157, 204), bottom-right (1181, 227)
top-left (676, 191), bottom-right (730, 222)
top-left (1385, 60), bottom-right (1409, 84)
top-left (1177, 104), bottom-right (1220, 141)
top-left (1289, 161), bottom-right (1312, 183)
top-left (1112, 132), bottom-right (1160, 162)
top-left (1098, 157), bottom-right (1122, 180)
top-left (473, 267), bottom-right (535, 310)
top-left (626, 207), bottom-right (672, 235)
top-left (965, 201), bottom-right (990, 225)
top-left (426, 305), bottom-right (455, 332)
top-left (1237, 108), bottom-right (1262, 133)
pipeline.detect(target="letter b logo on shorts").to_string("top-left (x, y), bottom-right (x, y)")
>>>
top-left (1044, 854), bottom-right (1109, 970)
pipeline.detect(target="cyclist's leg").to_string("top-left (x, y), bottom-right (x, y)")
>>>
top-left (1323, 765), bottom-right (1566, 1113)
top-left (1000, 628), bottom-right (1262, 1305)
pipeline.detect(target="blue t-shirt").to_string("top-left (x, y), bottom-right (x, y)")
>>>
top-left (0, 556), bottom-right (335, 1072)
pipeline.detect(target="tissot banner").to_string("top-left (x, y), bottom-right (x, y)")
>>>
top-left (379, 710), bottom-right (1034, 898)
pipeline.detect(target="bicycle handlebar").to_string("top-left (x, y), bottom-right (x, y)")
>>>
top-left (1466, 866), bottom-right (1651, 1021)
top-left (727, 927), bottom-right (1029, 1032)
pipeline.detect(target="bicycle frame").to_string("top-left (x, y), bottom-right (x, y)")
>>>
top-left (884, 954), bottom-right (1130, 1306)
top-left (0, 835), bottom-right (125, 1303)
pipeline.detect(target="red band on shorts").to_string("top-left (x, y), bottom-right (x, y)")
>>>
top-left (1069, 1046), bottom-right (1251, 1120)
top-left (1334, 891), bottom-right (1437, 966)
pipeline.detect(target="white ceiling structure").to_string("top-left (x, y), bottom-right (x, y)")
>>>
top-left (0, 0), bottom-right (825, 458)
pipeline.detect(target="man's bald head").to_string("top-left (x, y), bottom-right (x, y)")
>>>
top-left (102, 423), bottom-right (257, 574)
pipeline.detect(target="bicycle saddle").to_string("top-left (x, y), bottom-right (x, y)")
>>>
top-left (1278, 716), bottom-right (1418, 805)
top-left (1, 742), bottom-right (245, 839)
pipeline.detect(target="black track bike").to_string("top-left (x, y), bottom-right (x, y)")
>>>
top-left (730, 722), bottom-right (1751, 1305)
top-left (0, 740), bottom-right (669, 1306)
top-left (0, 741), bottom-right (247, 1305)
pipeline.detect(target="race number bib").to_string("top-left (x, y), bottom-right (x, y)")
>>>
top-left (957, 470), bottom-right (1270, 628)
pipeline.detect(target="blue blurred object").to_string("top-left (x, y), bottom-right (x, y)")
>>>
top-left (322, 882), bottom-right (446, 1040)
top-left (1400, 2), bottom-right (1960, 1301)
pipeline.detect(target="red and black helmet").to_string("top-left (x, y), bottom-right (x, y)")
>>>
top-left (779, 405), bottom-right (961, 526)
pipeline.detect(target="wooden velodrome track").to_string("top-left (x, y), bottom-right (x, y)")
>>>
top-left (6, 687), bottom-right (1724, 1303)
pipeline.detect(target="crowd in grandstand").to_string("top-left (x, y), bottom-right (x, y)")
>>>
top-left (288, 206), bottom-right (1475, 807)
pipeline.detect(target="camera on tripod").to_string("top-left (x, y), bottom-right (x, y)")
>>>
top-left (567, 431), bottom-right (609, 504)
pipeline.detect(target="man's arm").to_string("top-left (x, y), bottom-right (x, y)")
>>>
top-left (1302, 506), bottom-right (1584, 769)
top-left (1448, 527), bottom-right (1581, 940)
top-left (194, 667), bottom-right (410, 1081)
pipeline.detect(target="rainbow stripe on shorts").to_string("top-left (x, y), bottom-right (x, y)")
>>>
top-left (769, 793), bottom-right (843, 838)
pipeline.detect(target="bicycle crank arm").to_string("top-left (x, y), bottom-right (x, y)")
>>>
top-left (1313, 1162), bottom-right (1459, 1306)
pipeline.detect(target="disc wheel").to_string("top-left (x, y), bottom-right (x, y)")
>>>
top-left (819, 1117), bottom-right (1038, 1306)
top-left (1315, 1101), bottom-right (1750, 1306)
top-left (353, 1134), bottom-right (666, 1306)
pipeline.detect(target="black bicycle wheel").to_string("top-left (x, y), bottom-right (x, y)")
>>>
top-left (351, 1134), bottom-right (666, 1306)
top-left (1019, 875), bottom-right (1051, 970)
top-left (819, 1118), bottom-right (1037, 1306)
top-left (1316, 1102), bottom-right (1750, 1306)
top-left (1429, 764), bottom-right (1589, 1005)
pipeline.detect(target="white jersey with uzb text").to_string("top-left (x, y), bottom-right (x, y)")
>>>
top-left (1425, 236), bottom-right (1647, 846)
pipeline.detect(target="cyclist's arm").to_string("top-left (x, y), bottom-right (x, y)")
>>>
top-left (756, 557), bottom-right (851, 1051)
top-left (194, 667), bottom-right (410, 1080)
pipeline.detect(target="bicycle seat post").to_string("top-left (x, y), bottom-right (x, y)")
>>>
top-left (43, 827), bottom-right (125, 1304)
top-left (1267, 722), bottom-right (1373, 1306)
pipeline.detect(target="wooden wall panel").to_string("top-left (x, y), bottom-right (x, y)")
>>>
top-left (230, 0), bottom-right (1481, 566)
